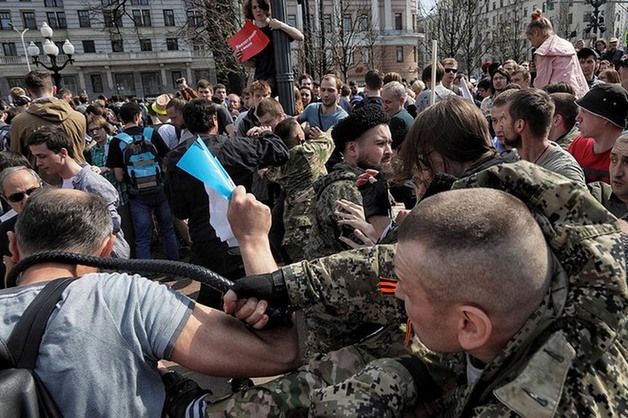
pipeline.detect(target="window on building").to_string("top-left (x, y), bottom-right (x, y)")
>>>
top-left (345, 49), bottom-right (354, 65)
top-left (141, 72), bottom-right (160, 96)
top-left (171, 71), bottom-right (182, 87)
top-left (287, 14), bottom-right (296, 28)
top-left (492, 15), bottom-right (496, 25)
top-left (91, 74), bottom-right (104, 93)
top-left (132, 9), bottom-right (151, 27)
top-left (568, 13), bottom-right (573, 24)
top-left (78, 10), bottom-right (90, 27)
top-left (44, 0), bottom-right (63, 6)
top-left (111, 39), bottom-right (124, 52)
top-left (140, 38), bottom-right (152, 51)
top-left (358, 15), bottom-right (368, 31)
top-left (362, 47), bottom-right (370, 64)
top-left (186, 10), bottom-right (202, 27)
top-left (323, 14), bottom-right (331, 34)
top-left (396, 46), bottom-right (404, 62)
top-left (542, 3), bottom-right (546, 12)
top-left (0, 12), bottom-right (10, 30)
top-left (500, 0), bottom-right (503, 7)
top-left (163, 9), bottom-right (175, 26)
top-left (492, 2), bottom-right (495, 10)
top-left (142, 10), bottom-right (151, 27)
top-left (131, 0), bottom-right (149, 4)
top-left (22, 11), bottom-right (37, 30)
top-left (47, 11), bottom-right (66, 29)
top-left (395, 13), bottom-right (402, 30)
top-left (7, 77), bottom-right (25, 87)
top-left (166, 38), bottom-right (178, 51)
top-left (412, 13), bottom-right (416, 31)
top-left (132, 10), bottom-right (142, 26)
top-left (2, 42), bottom-right (17, 56)
top-left (82, 40), bottom-right (95, 53)
top-left (103, 9), bottom-right (123, 27)
top-left (583, 12), bottom-right (591, 23)
top-left (115, 73), bottom-right (136, 96)
top-left (343, 15), bottom-right (351, 32)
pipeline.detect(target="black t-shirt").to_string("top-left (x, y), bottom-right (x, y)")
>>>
top-left (216, 106), bottom-right (234, 136)
top-left (106, 125), bottom-right (170, 170)
top-left (254, 25), bottom-right (275, 82)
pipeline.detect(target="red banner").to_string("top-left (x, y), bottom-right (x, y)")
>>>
top-left (227, 20), bottom-right (270, 62)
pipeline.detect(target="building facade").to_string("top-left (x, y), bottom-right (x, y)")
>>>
top-left (477, 0), bottom-right (627, 68)
top-left (0, 0), bottom-right (214, 99)
top-left (286, 0), bottom-right (423, 83)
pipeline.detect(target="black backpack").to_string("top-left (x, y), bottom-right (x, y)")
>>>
top-left (116, 127), bottom-right (163, 195)
top-left (0, 278), bottom-right (76, 418)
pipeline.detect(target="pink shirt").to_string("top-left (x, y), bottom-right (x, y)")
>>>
top-left (534, 35), bottom-right (589, 99)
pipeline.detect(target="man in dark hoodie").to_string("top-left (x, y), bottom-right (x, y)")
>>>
top-left (164, 99), bottom-right (288, 307)
top-left (10, 70), bottom-right (86, 186)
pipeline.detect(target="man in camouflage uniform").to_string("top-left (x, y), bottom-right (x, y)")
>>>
top-left (195, 161), bottom-right (626, 417)
top-left (265, 119), bottom-right (334, 262)
top-left (303, 105), bottom-right (393, 260)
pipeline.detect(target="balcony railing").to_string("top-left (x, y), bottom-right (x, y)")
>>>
top-left (0, 50), bottom-right (211, 67)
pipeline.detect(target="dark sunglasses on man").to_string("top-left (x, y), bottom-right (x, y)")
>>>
top-left (444, 68), bottom-right (458, 74)
top-left (7, 187), bottom-right (39, 203)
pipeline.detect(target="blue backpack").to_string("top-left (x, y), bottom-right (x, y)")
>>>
top-left (115, 127), bottom-right (163, 195)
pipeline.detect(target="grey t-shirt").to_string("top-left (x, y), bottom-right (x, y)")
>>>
top-left (0, 272), bottom-right (194, 417)
top-left (538, 142), bottom-right (586, 185)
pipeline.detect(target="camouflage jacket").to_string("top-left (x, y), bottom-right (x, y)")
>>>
top-left (310, 162), bottom-right (627, 417)
top-left (304, 162), bottom-right (365, 260)
top-left (266, 134), bottom-right (335, 261)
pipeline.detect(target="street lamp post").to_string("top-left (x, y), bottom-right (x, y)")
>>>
top-left (27, 22), bottom-right (75, 90)
top-left (9, 23), bottom-right (30, 72)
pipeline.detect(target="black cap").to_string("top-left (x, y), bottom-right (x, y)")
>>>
top-left (575, 84), bottom-right (628, 128)
top-left (577, 47), bottom-right (599, 60)
top-left (331, 105), bottom-right (389, 151)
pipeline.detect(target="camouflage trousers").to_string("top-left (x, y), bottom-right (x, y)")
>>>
top-left (202, 324), bottom-right (408, 417)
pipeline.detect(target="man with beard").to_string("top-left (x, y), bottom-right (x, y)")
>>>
top-left (297, 74), bottom-right (348, 140)
top-left (497, 89), bottom-right (585, 184)
top-left (304, 105), bottom-right (392, 260)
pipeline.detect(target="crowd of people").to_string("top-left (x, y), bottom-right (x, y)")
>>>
top-left (0, 7), bottom-right (627, 418)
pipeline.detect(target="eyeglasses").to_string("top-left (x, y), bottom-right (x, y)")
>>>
top-left (88, 127), bottom-right (104, 134)
top-left (444, 68), bottom-right (458, 73)
top-left (7, 187), bottom-right (39, 203)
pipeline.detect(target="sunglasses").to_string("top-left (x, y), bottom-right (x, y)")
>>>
top-left (7, 187), bottom-right (39, 203)
top-left (444, 68), bottom-right (458, 73)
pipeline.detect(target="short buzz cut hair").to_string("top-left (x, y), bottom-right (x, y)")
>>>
top-left (16, 188), bottom-right (113, 258)
top-left (507, 89), bottom-right (555, 137)
top-left (321, 73), bottom-right (343, 92)
top-left (398, 187), bottom-right (550, 332)
top-left (550, 92), bottom-right (578, 130)
top-left (364, 69), bottom-right (384, 90)
top-left (26, 126), bottom-right (75, 158)
top-left (25, 70), bottom-right (54, 96)
top-left (255, 98), bottom-right (284, 119)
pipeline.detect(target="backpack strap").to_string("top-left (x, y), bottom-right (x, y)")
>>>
top-left (114, 132), bottom-right (133, 146)
top-left (6, 278), bottom-right (77, 369)
top-left (143, 127), bottom-right (154, 142)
